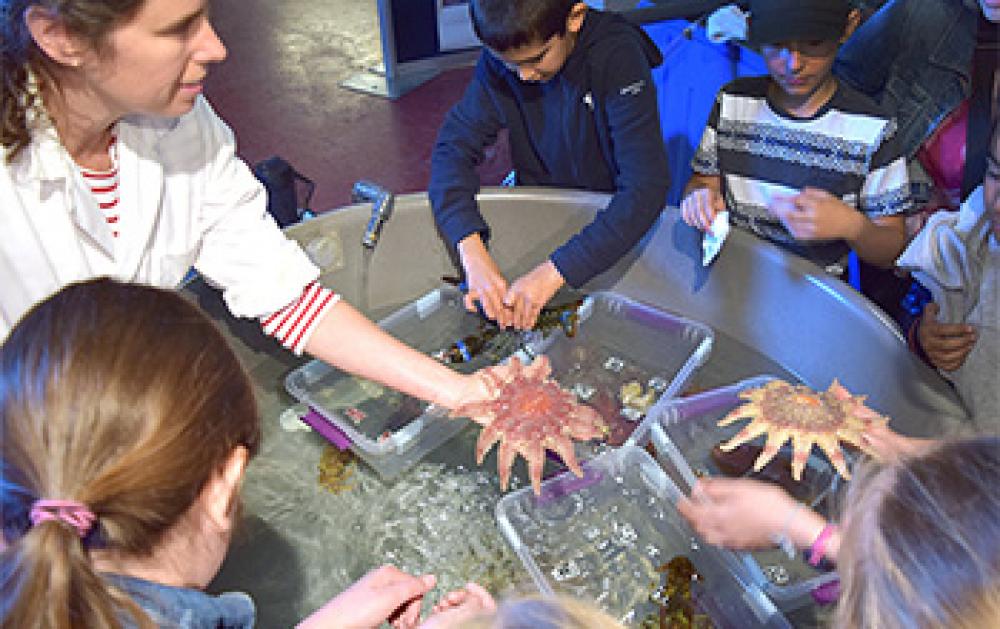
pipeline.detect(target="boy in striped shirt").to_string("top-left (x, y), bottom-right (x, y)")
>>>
top-left (681, 0), bottom-right (912, 276)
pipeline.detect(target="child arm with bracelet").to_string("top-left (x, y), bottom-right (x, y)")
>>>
top-left (676, 478), bottom-right (840, 567)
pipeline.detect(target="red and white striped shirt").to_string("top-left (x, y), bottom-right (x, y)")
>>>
top-left (261, 281), bottom-right (340, 355)
top-left (79, 134), bottom-right (336, 355)
top-left (79, 134), bottom-right (120, 238)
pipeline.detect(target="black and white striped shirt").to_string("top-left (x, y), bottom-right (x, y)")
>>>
top-left (693, 76), bottom-right (912, 269)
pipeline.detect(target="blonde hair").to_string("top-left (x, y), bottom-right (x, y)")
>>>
top-left (0, 279), bottom-right (261, 628)
top-left (1, 0), bottom-right (144, 161)
top-left (460, 594), bottom-right (625, 629)
top-left (834, 437), bottom-right (1000, 629)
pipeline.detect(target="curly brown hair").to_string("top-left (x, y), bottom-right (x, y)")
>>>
top-left (1, 0), bottom-right (143, 162)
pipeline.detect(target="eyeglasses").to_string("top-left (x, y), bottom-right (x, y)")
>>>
top-left (491, 37), bottom-right (557, 73)
top-left (760, 40), bottom-right (840, 58)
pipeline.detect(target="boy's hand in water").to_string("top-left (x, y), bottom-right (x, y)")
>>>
top-left (298, 565), bottom-right (436, 629)
top-left (458, 233), bottom-right (513, 328)
top-left (505, 260), bottom-right (565, 330)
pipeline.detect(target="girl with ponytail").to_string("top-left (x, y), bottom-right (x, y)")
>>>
top-left (0, 279), bottom-right (490, 628)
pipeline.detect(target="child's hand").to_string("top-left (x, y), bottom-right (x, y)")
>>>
top-left (297, 565), bottom-right (436, 629)
top-left (681, 187), bottom-right (726, 234)
top-left (861, 423), bottom-right (938, 462)
top-left (458, 234), bottom-right (513, 328)
top-left (918, 302), bottom-right (977, 371)
top-left (504, 260), bottom-right (566, 330)
top-left (420, 582), bottom-right (496, 629)
top-left (770, 188), bottom-right (864, 241)
top-left (677, 478), bottom-right (824, 551)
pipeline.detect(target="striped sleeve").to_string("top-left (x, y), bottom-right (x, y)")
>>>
top-left (861, 121), bottom-right (913, 217)
top-left (691, 94), bottom-right (722, 176)
top-left (261, 281), bottom-right (340, 355)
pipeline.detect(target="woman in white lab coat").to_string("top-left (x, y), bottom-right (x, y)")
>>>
top-left (0, 0), bottom-right (489, 411)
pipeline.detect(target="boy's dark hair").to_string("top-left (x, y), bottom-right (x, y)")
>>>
top-left (470, 0), bottom-right (577, 52)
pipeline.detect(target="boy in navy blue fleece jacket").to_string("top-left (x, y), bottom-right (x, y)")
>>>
top-left (429, 0), bottom-right (670, 330)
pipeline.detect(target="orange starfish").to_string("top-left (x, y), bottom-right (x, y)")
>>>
top-left (717, 379), bottom-right (888, 481)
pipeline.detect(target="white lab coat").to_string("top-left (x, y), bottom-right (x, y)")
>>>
top-left (0, 96), bottom-right (319, 341)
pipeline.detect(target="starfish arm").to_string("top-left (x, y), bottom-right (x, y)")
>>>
top-left (475, 423), bottom-right (502, 464)
top-left (522, 440), bottom-right (546, 496)
top-left (718, 418), bottom-right (769, 451)
top-left (815, 434), bottom-right (851, 480)
top-left (753, 429), bottom-right (792, 472)
top-left (496, 439), bottom-right (518, 491)
top-left (548, 436), bottom-right (584, 479)
top-left (717, 402), bottom-right (760, 427)
top-left (836, 426), bottom-right (884, 460)
top-left (790, 432), bottom-right (815, 482)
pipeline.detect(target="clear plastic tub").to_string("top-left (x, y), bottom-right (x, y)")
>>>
top-left (629, 377), bottom-right (843, 611)
top-left (496, 445), bottom-right (791, 628)
top-left (285, 286), bottom-right (533, 479)
top-left (525, 292), bottom-right (714, 447)
top-left (285, 289), bottom-right (713, 480)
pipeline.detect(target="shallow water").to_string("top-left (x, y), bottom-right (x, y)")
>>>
top-left (210, 316), bottom-right (811, 627)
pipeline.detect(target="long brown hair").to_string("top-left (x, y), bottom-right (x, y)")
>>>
top-left (1, 0), bottom-right (143, 162)
top-left (0, 279), bottom-right (261, 628)
top-left (835, 437), bottom-right (1000, 629)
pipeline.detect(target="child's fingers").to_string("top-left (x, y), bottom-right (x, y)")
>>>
top-left (464, 582), bottom-right (497, 610)
top-left (933, 345), bottom-right (975, 365)
top-left (927, 323), bottom-right (976, 340)
top-left (463, 290), bottom-right (480, 313)
top-left (925, 330), bottom-right (977, 352)
top-left (712, 190), bottom-right (727, 213)
top-left (699, 203), bottom-right (717, 234)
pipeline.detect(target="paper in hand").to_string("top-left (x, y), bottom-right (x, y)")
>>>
top-left (702, 211), bottom-right (730, 266)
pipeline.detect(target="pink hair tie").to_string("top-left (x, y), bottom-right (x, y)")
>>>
top-left (29, 499), bottom-right (96, 539)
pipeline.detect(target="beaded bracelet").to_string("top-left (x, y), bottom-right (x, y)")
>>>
top-left (808, 524), bottom-right (838, 567)
top-left (769, 502), bottom-right (806, 559)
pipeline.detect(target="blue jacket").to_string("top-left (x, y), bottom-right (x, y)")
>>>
top-left (107, 573), bottom-right (256, 629)
top-left (429, 10), bottom-right (670, 288)
top-left (834, 0), bottom-right (979, 159)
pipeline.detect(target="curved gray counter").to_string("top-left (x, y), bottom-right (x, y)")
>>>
top-left (197, 188), bottom-right (966, 626)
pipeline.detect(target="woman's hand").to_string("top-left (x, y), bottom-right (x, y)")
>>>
top-left (504, 260), bottom-right (565, 330)
top-left (681, 187), bottom-right (726, 233)
top-left (677, 478), bottom-right (825, 551)
top-left (458, 234), bottom-right (513, 328)
top-left (419, 582), bottom-right (497, 629)
top-left (297, 565), bottom-right (436, 629)
top-left (917, 302), bottom-right (977, 371)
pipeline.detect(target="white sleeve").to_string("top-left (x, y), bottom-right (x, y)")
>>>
top-left (189, 98), bottom-right (320, 319)
top-left (896, 187), bottom-right (991, 324)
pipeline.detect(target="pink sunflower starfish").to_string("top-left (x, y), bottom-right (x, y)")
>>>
top-left (452, 355), bottom-right (608, 494)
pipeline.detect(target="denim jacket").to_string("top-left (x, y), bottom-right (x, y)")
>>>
top-left (106, 573), bottom-right (256, 629)
top-left (834, 0), bottom-right (979, 159)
